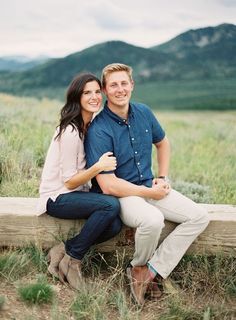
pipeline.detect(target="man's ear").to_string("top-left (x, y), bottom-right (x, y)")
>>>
top-left (131, 80), bottom-right (134, 91)
top-left (102, 87), bottom-right (107, 95)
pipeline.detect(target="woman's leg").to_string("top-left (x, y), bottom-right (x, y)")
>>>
top-left (46, 191), bottom-right (121, 260)
top-left (95, 216), bottom-right (122, 244)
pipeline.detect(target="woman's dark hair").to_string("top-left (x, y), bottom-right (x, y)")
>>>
top-left (55, 73), bottom-right (101, 140)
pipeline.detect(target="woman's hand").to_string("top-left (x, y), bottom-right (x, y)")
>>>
top-left (65, 152), bottom-right (117, 189)
top-left (96, 152), bottom-right (117, 172)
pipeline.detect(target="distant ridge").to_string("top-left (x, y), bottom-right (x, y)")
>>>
top-left (0, 56), bottom-right (49, 72)
top-left (151, 23), bottom-right (236, 79)
top-left (0, 23), bottom-right (235, 99)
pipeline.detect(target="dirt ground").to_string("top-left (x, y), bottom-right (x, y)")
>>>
top-left (1, 275), bottom-right (236, 320)
top-left (0, 250), bottom-right (235, 320)
top-left (1, 279), bottom-right (76, 320)
top-left (0, 271), bottom-right (160, 320)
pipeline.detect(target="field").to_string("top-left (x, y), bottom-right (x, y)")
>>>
top-left (0, 93), bottom-right (235, 203)
top-left (134, 78), bottom-right (236, 110)
top-left (0, 93), bottom-right (235, 319)
top-left (4, 78), bottom-right (236, 111)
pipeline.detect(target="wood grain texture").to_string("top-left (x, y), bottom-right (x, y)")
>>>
top-left (0, 197), bottom-right (235, 255)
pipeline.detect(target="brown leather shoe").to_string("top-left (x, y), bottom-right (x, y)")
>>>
top-left (47, 242), bottom-right (65, 278)
top-left (126, 265), bottom-right (152, 306)
top-left (58, 253), bottom-right (83, 290)
top-left (145, 277), bottom-right (163, 300)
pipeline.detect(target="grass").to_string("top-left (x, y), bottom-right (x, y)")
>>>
top-left (18, 276), bottom-right (54, 305)
top-left (0, 295), bottom-right (5, 310)
top-left (3, 78), bottom-right (236, 111)
top-left (0, 93), bottom-right (235, 318)
top-left (153, 110), bottom-right (236, 204)
top-left (0, 250), bottom-right (31, 282)
top-left (0, 246), bottom-right (235, 319)
top-left (172, 254), bottom-right (236, 299)
top-left (0, 245), bottom-right (47, 282)
top-left (159, 296), bottom-right (203, 320)
top-left (71, 283), bottom-right (137, 320)
top-left (0, 93), bottom-right (235, 203)
top-left (133, 78), bottom-right (236, 110)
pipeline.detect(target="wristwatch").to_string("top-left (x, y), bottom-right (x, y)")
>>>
top-left (158, 176), bottom-right (170, 183)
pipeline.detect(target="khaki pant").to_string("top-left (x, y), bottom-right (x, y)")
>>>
top-left (119, 189), bottom-right (209, 279)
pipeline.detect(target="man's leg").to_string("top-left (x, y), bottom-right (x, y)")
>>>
top-left (147, 189), bottom-right (209, 279)
top-left (119, 196), bottom-right (165, 305)
top-left (119, 196), bottom-right (165, 267)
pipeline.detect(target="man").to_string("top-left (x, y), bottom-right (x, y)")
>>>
top-left (85, 63), bottom-right (209, 306)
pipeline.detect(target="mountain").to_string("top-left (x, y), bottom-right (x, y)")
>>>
top-left (0, 23), bottom-right (235, 99)
top-left (0, 41), bottom-right (175, 94)
top-left (0, 55), bottom-right (49, 72)
top-left (151, 23), bottom-right (236, 78)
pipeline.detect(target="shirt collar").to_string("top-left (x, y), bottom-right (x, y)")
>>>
top-left (103, 101), bottom-right (134, 125)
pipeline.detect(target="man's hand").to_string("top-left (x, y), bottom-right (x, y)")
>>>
top-left (153, 177), bottom-right (171, 186)
top-left (150, 181), bottom-right (171, 200)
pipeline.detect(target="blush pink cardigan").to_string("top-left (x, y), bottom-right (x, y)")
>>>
top-left (37, 125), bottom-right (89, 215)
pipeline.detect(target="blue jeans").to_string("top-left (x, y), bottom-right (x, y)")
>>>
top-left (46, 191), bottom-right (122, 260)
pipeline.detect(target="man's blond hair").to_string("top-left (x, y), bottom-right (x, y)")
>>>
top-left (101, 63), bottom-right (133, 88)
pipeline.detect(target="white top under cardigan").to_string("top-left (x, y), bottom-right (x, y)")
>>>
top-left (37, 125), bottom-right (89, 215)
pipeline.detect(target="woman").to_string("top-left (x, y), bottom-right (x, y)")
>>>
top-left (37, 73), bottom-right (122, 289)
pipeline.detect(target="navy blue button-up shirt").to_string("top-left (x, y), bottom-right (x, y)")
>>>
top-left (85, 101), bottom-right (165, 192)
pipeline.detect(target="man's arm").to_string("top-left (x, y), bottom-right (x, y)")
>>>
top-left (154, 136), bottom-right (171, 177)
top-left (96, 173), bottom-right (170, 200)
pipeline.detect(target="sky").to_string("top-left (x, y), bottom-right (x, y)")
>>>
top-left (1, 0), bottom-right (236, 58)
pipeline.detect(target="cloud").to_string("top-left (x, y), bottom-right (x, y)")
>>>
top-left (85, 1), bottom-right (132, 30)
top-left (216, 0), bottom-right (236, 7)
top-left (0, 0), bottom-right (235, 57)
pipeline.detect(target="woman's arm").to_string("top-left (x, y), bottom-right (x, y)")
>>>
top-left (59, 126), bottom-right (117, 190)
top-left (65, 152), bottom-right (116, 190)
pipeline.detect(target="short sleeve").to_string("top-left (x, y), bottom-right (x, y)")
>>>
top-left (144, 106), bottom-right (165, 143)
top-left (85, 125), bottom-right (114, 173)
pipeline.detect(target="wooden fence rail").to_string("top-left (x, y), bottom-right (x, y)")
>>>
top-left (0, 197), bottom-right (235, 255)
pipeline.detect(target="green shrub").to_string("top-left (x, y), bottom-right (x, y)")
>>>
top-left (172, 180), bottom-right (213, 203)
top-left (18, 276), bottom-right (54, 304)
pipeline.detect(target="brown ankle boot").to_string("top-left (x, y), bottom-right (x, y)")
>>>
top-left (47, 242), bottom-right (65, 278)
top-left (58, 253), bottom-right (83, 290)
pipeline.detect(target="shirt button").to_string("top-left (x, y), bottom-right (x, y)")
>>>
top-left (137, 162), bottom-right (140, 165)
top-left (135, 151), bottom-right (138, 154)
top-left (145, 129), bottom-right (149, 132)
top-left (128, 125), bottom-right (131, 128)
top-left (140, 175), bottom-right (143, 178)
top-left (131, 138), bottom-right (134, 141)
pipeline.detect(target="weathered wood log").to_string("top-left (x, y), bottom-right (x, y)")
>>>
top-left (0, 197), bottom-right (235, 255)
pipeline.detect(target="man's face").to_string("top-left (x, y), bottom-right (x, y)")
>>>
top-left (103, 71), bottom-right (134, 109)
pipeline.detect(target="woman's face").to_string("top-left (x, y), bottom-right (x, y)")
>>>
top-left (80, 80), bottom-right (102, 115)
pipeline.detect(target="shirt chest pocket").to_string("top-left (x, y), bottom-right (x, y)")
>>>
top-left (140, 128), bottom-right (152, 147)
